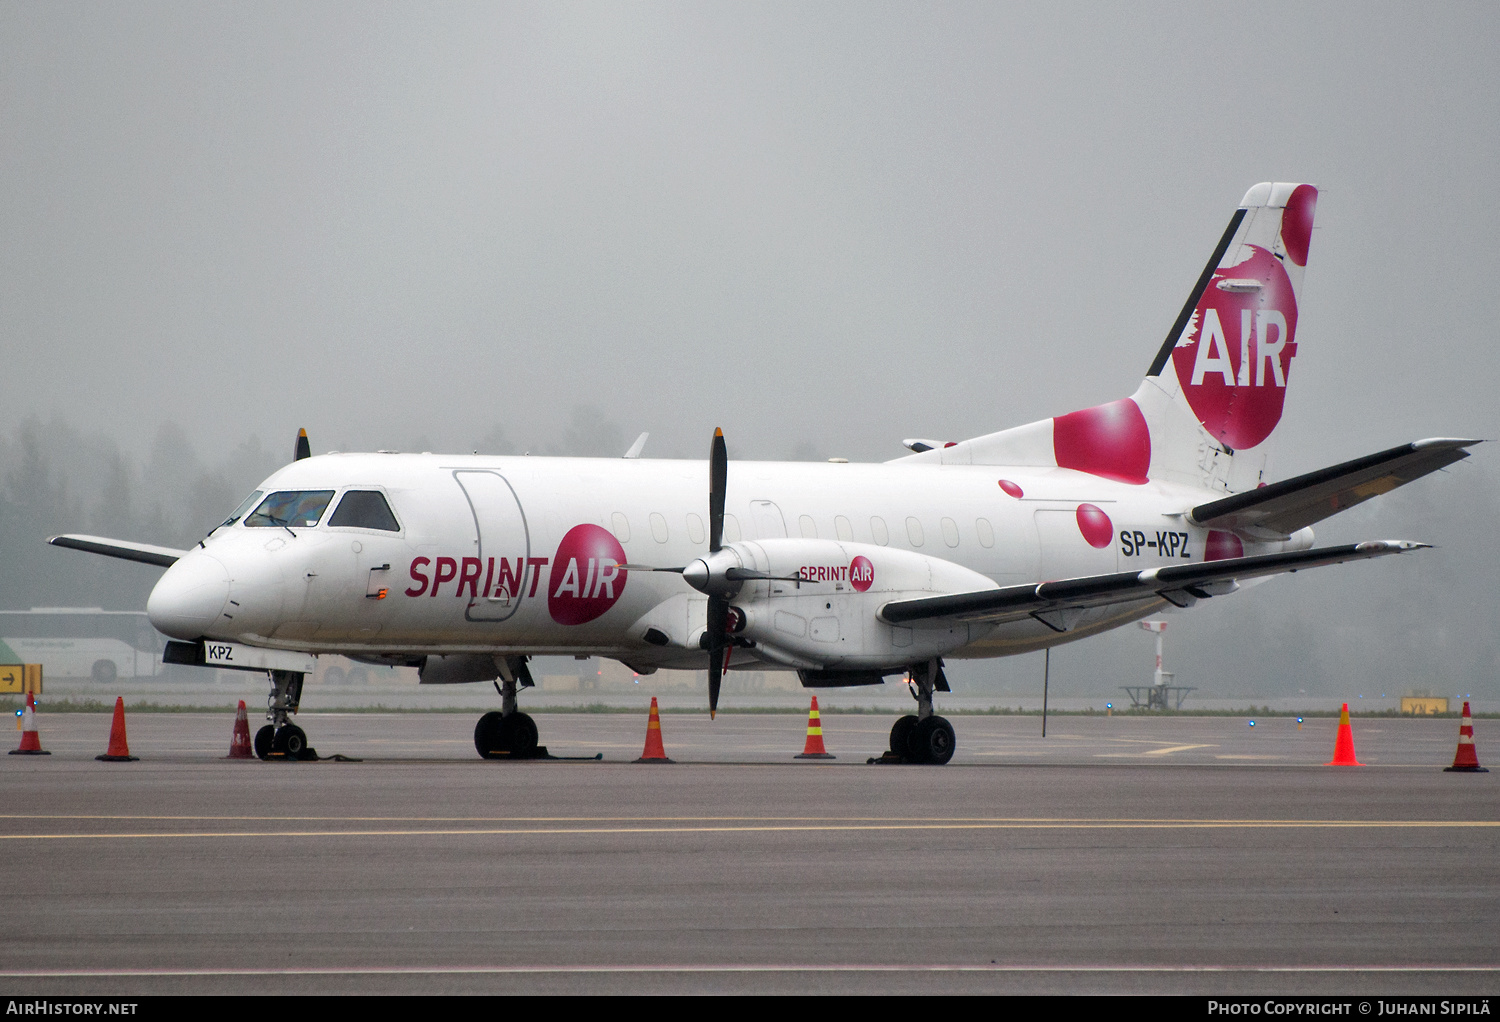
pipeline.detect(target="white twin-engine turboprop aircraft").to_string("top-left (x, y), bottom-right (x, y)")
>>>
top-left (52, 182), bottom-right (1476, 763)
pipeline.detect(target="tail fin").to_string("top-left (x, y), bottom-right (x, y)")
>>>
top-left (1133, 182), bottom-right (1318, 490)
top-left (897, 183), bottom-right (1318, 494)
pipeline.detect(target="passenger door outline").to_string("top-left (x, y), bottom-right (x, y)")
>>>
top-left (454, 470), bottom-right (531, 623)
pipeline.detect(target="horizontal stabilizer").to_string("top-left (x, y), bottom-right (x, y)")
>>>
top-left (48, 534), bottom-right (186, 568)
top-left (879, 541), bottom-right (1425, 627)
top-left (1190, 438), bottom-right (1478, 537)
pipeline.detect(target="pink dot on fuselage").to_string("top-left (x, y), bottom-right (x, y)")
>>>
top-left (998, 479), bottom-right (1024, 498)
top-left (1076, 503), bottom-right (1113, 549)
top-left (1205, 530), bottom-right (1244, 561)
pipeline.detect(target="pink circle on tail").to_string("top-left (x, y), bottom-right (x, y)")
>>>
top-left (1169, 246), bottom-right (1299, 450)
top-left (1075, 504), bottom-right (1113, 549)
top-left (1280, 184), bottom-right (1318, 267)
top-left (1052, 399), bottom-right (1150, 485)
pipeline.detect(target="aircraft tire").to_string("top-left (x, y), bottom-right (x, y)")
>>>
top-left (275, 724), bottom-right (308, 760)
top-left (474, 711), bottom-right (503, 760)
top-left (254, 725), bottom-right (275, 761)
top-left (890, 715), bottom-right (919, 761)
top-left (911, 715), bottom-right (956, 766)
top-left (500, 712), bottom-right (540, 758)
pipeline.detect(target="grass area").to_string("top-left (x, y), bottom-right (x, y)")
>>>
top-left (2, 698), bottom-right (1493, 719)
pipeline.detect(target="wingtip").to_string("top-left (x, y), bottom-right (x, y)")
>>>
top-left (1357, 540), bottom-right (1431, 553)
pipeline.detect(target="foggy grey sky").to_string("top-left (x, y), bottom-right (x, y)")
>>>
top-left (2, 3), bottom-right (1497, 698)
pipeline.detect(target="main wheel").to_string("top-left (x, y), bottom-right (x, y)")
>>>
top-left (498, 711), bottom-right (540, 758)
top-left (254, 725), bottom-right (275, 761)
top-left (911, 715), bottom-right (956, 765)
top-left (890, 715), bottom-right (918, 759)
top-left (474, 711), bottom-right (504, 759)
top-left (274, 724), bottom-right (308, 759)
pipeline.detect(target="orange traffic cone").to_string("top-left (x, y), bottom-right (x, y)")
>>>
top-left (634, 697), bottom-right (674, 763)
top-left (9, 692), bottom-right (49, 756)
top-left (1444, 702), bottom-right (1488, 773)
top-left (96, 696), bottom-right (139, 762)
top-left (794, 696), bottom-right (835, 759)
top-left (1325, 702), bottom-right (1363, 766)
top-left (225, 700), bottom-right (254, 760)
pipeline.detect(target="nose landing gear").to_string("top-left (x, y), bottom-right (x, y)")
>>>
top-left (474, 656), bottom-right (548, 759)
top-left (254, 669), bottom-right (317, 761)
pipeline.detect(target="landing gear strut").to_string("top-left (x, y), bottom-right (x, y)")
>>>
top-left (884, 659), bottom-right (955, 765)
top-left (255, 669), bottom-right (314, 761)
top-left (474, 656), bottom-right (544, 759)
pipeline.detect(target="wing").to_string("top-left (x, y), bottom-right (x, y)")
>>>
top-left (1189, 438), bottom-right (1478, 537)
top-left (48, 534), bottom-right (186, 568)
top-left (878, 540), bottom-right (1426, 631)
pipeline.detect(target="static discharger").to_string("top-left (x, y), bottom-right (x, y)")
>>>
top-left (795, 696), bottom-right (835, 759)
top-left (1445, 702), bottom-right (1488, 773)
top-left (634, 697), bottom-right (674, 763)
top-left (1325, 702), bottom-right (1363, 766)
top-left (9, 692), bottom-right (48, 755)
top-left (95, 696), bottom-right (139, 762)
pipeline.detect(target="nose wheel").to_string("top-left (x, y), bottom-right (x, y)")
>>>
top-left (254, 669), bottom-right (317, 760)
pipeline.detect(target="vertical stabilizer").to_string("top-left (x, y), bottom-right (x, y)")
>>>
top-left (1134, 182), bottom-right (1318, 491)
top-left (897, 183), bottom-right (1318, 495)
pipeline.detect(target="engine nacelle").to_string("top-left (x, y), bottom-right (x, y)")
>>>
top-left (724, 539), bottom-right (997, 672)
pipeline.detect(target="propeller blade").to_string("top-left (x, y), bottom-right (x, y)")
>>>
top-left (708, 428), bottom-right (726, 552)
top-left (617, 564), bottom-right (685, 573)
top-left (294, 428), bottom-right (311, 462)
top-left (706, 595), bottom-right (729, 718)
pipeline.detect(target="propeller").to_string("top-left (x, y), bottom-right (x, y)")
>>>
top-left (293, 428), bottom-right (311, 462)
top-left (705, 428), bottom-right (728, 719)
top-left (626, 428), bottom-right (813, 717)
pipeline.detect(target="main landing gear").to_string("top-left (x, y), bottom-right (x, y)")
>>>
top-left (884, 659), bottom-right (956, 765)
top-left (254, 669), bottom-right (316, 761)
top-left (474, 656), bottom-right (545, 759)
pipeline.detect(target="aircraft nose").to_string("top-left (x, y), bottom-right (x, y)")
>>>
top-left (147, 552), bottom-right (231, 640)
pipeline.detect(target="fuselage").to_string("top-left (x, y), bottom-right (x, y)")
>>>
top-left (145, 452), bottom-right (1311, 672)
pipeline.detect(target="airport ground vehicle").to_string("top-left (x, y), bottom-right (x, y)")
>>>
top-left (50, 183), bottom-right (1477, 762)
top-left (0, 608), bottom-right (162, 682)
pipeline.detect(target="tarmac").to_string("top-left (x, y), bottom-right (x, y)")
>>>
top-left (0, 710), bottom-right (1495, 995)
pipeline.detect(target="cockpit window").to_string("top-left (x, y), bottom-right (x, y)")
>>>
top-left (221, 490), bottom-right (263, 528)
top-left (328, 490), bottom-right (400, 532)
top-left (244, 490), bottom-right (335, 528)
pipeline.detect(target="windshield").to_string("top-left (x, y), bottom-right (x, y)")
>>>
top-left (328, 490), bottom-right (401, 531)
top-left (220, 490), bottom-right (264, 529)
top-left (244, 490), bottom-right (335, 528)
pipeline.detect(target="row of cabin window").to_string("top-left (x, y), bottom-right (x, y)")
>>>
top-left (609, 512), bottom-right (997, 549)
